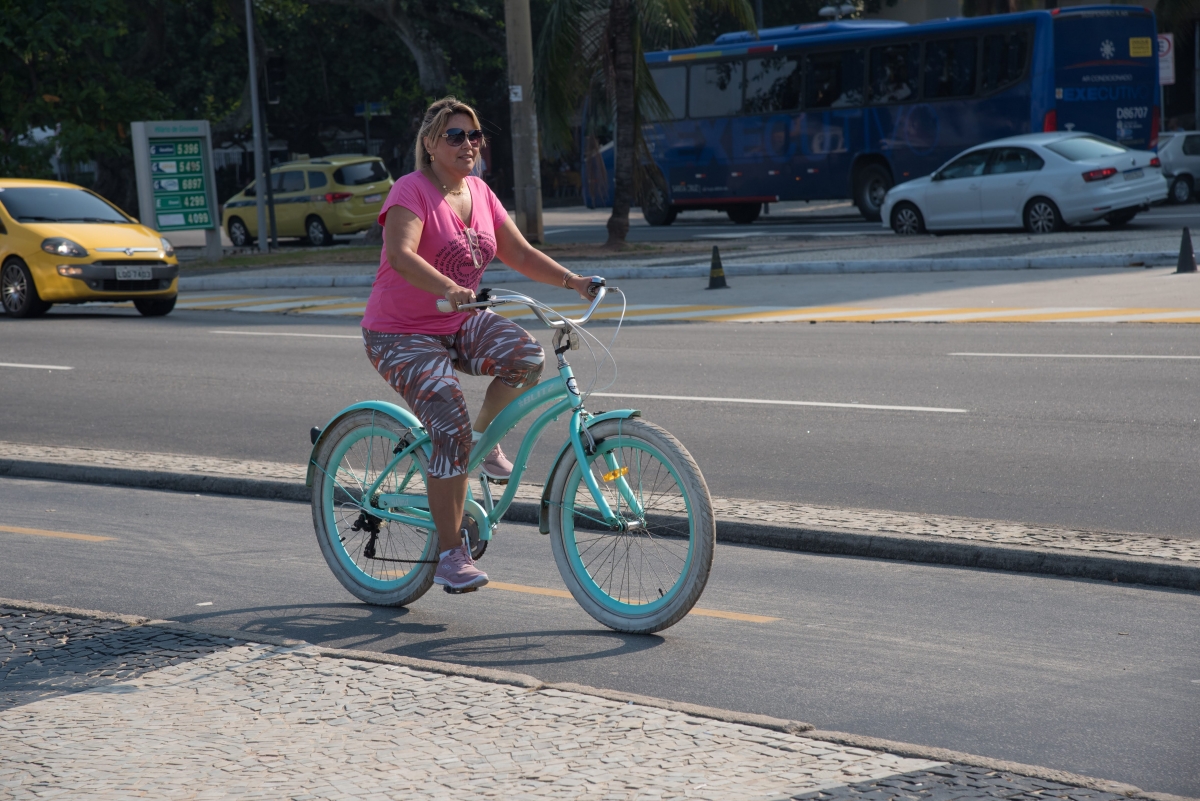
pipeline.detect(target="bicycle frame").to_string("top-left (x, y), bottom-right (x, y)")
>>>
top-left (339, 321), bottom-right (645, 539)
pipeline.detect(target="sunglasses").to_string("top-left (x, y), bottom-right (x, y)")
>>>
top-left (441, 128), bottom-right (484, 147)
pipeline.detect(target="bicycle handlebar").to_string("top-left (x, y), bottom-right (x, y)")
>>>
top-left (435, 278), bottom-right (608, 328)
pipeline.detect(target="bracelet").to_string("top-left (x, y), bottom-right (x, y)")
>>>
top-left (562, 271), bottom-right (578, 288)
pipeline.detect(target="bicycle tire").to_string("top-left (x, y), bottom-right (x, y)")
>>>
top-left (310, 409), bottom-right (437, 606)
top-left (548, 418), bottom-right (715, 633)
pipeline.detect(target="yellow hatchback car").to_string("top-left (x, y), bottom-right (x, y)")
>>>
top-left (221, 155), bottom-right (393, 247)
top-left (0, 179), bottom-right (179, 318)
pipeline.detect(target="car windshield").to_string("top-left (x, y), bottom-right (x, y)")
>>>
top-left (1044, 136), bottom-right (1128, 162)
top-left (0, 187), bottom-right (130, 223)
top-left (333, 161), bottom-right (389, 186)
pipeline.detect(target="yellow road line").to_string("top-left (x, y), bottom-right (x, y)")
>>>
top-left (0, 524), bottom-right (114, 542)
top-left (976, 308), bottom-right (1175, 323)
top-left (707, 305), bottom-right (870, 322)
top-left (487, 581), bottom-right (779, 623)
top-left (182, 295), bottom-right (346, 311)
top-left (291, 302), bottom-right (368, 314)
top-left (177, 294), bottom-right (258, 304)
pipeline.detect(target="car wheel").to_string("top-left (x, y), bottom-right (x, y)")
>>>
top-left (890, 202), bottom-right (925, 235)
top-left (228, 217), bottom-right (250, 247)
top-left (1170, 176), bottom-right (1193, 204)
top-left (854, 164), bottom-right (892, 223)
top-left (1023, 197), bottom-right (1063, 234)
top-left (726, 203), bottom-right (762, 225)
top-left (306, 216), bottom-right (332, 247)
top-left (1104, 209), bottom-right (1138, 228)
top-left (133, 296), bottom-right (177, 317)
top-left (2, 259), bottom-right (52, 318)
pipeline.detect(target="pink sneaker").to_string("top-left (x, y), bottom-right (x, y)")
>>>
top-left (434, 536), bottom-right (489, 593)
top-left (480, 444), bottom-right (513, 483)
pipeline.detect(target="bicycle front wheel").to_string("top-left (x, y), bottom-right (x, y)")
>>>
top-left (548, 418), bottom-right (715, 633)
top-left (310, 409), bottom-right (437, 606)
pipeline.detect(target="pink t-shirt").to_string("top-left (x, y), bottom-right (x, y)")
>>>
top-left (362, 172), bottom-right (510, 334)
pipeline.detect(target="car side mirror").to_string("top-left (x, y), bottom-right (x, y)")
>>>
top-left (931, 172), bottom-right (943, 182)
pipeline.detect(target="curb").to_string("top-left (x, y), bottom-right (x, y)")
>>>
top-left (176, 251), bottom-right (1175, 292)
top-left (3, 459), bottom-right (1197, 592)
top-left (0, 596), bottom-right (1190, 801)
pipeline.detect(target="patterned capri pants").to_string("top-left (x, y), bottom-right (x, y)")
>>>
top-left (363, 311), bottom-right (545, 479)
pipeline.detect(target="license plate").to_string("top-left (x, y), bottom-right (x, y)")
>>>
top-left (1123, 169), bottom-right (1144, 181)
top-left (363, 194), bottom-right (382, 203)
top-left (115, 265), bottom-right (153, 281)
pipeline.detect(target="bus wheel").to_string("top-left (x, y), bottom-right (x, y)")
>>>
top-left (726, 203), bottom-right (761, 225)
top-left (641, 175), bottom-right (676, 226)
top-left (854, 164), bottom-right (892, 222)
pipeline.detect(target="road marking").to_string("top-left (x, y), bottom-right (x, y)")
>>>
top-left (0, 362), bottom-right (74, 370)
top-left (196, 602), bottom-right (213, 607)
top-left (487, 582), bottom-right (779, 623)
top-left (210, 330), bottom-right (362, 339)
top-left (951, 352), bottom-right (1200, 360)
top-left (0, 524), bottom-right (113, 542)
top-left (589, 392), bottom-right (968, 414)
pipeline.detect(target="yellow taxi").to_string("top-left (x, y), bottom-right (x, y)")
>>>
top-left (1, 179), bottom-right (179, 318)
top-left (221, 155), bottom-right (393, 247)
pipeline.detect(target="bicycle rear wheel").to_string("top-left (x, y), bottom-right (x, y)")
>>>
top-left (310, 409), bottom-right (437, 606)
top-left (548, 418), bottom-right (715, 633)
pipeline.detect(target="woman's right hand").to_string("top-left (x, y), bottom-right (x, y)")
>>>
top-left (443, 284), bottom-right (476, 312)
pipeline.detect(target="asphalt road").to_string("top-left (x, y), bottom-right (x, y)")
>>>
top-left (2, 310), bottom-right (1198, 537)
top-left (538, 202), bottom-right (1200, 245)
top-left (1, 477), bottom-right (1195, 795)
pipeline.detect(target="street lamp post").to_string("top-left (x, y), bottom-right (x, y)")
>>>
top-left (244, 0), bottom-right (269, 253)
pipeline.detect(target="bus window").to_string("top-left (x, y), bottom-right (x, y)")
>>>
top-left (869, 43), bottom-right (919, 105)
top-left (689, 61), bottom-right (743, 118)
top-left (981, 30), bottom-right (1029, 93)
top-left (647, 66), bottom-right (687, 121)
top-left (744, 55), bottom-right (802, 114)
top-left (806, 50), bottom-right (864, 109)
top-left (923, 38), bottom-right (977, 99)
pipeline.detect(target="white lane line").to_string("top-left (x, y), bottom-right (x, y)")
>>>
top-left (589, 392), bottom-right (967, 413)
top-left (951, 352), bottom-right (1200, 360)
top-left (0, 362), bottom-right (74, 370)
top-left (210, 330), bottom-right (362, 339)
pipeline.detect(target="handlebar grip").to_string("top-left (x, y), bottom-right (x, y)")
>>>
top-left (436, 299), bottom-right (453, 313)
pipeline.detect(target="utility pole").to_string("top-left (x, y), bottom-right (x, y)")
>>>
top-left (244, 0), bottom-right (269, 252)
top-left (504, 0), bottom-right (544, 243)
top-left (1195, 20), bottom-right (1199, 130)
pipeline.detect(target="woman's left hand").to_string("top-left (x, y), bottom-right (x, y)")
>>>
top-left (568, 275), bottom-right (596, 301)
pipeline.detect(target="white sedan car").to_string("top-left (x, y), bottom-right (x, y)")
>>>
top-left (881, 132), bottom-right (1167, 235)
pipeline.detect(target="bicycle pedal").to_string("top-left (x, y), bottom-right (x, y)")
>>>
top-left (443, 585), bottom-right (480, 595)
top-left (483, 476), bottom-right (509, 485)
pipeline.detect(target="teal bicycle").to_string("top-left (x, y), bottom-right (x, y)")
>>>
top-left (307, 284), bottom-right (714, 634)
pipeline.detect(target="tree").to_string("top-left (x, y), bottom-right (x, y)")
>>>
top-left (536, 0), bottom-right (755, 248)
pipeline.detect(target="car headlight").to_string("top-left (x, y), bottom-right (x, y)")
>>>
top-left (41, 238), bottom-right (88, 258)
top-left (160, 236), bottom-right (175, 257)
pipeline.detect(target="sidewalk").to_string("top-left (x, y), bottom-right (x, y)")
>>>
top-left (2, 441), bottom-right (1196, 590)
top-left (0, 601), bottom-right (1178, 800)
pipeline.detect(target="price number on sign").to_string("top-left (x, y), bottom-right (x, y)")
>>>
top-left (180, 177), bottom-right (203, 191)
top-left (177, 141), bottom-right (201, 156)
top-left (183, 195), bottom-right (206, 208)
top-left (186, 211), bottom-right (211, 225)
top-left (177, 160), bottom-right (202, 173)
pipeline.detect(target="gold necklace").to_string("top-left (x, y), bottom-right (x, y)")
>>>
top-left (428, 167), bottom-right (465, 196)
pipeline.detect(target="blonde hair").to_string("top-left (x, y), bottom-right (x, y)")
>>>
top-left (414, 96), bottom-right (484, 167)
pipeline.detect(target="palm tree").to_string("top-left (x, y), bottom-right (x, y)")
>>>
top-left (537, 0), bottom-right (756, 247)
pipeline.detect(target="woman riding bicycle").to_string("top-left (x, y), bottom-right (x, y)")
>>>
top-left (362, 97), bottom-right (595, 593)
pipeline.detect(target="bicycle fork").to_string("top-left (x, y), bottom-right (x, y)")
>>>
top-left (556, 328), bottom-right (645, 530)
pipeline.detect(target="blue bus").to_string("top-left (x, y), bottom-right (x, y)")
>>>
top-left (581, 5), bottom-right (1159, 224)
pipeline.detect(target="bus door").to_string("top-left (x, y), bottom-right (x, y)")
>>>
top-left (1052, 8), bottom-right (1158, 149)
top-left (740, 54), bottom-right (804, 199)
top-left (673, 61), bottom-right (743, 203)
top-left (798, 49), bottom-right (865, 199)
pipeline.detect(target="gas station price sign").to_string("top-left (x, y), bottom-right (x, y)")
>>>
top-left (149, 139), bottom-right (213, 230)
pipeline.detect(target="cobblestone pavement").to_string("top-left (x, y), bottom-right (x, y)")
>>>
top-left (793, 767), bottom-right (1130, 801)
top-left (0, 608), bottom-right (1147, 801)
top-left (3, 440), bottom-right (1197, 564)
